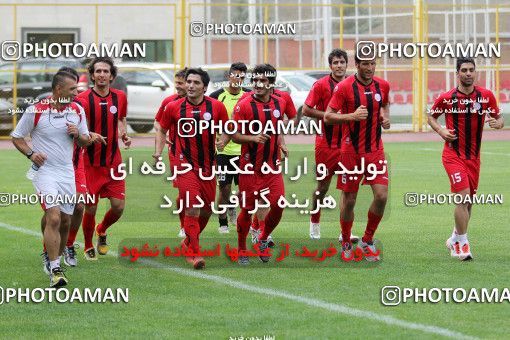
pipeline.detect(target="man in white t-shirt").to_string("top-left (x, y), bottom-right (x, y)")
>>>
top-left (11, 70), bottom-right (94, 287)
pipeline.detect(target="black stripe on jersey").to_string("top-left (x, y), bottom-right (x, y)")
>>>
top-left (272, 98), bottom-right (282, 166)
top-left (464, 100), bottom-right (472, 160)
top-left (451, 91), bottom-right (460, 157)
top-left (192, 107), bottom-right (204, 167)
top-left (87, 92), bottom-right (96, 164)
top-left (249, 101), bottom-right (259, 166)
top-left (364, 86), bottom-right (374, 153)
top-left (475, 90), bottom-right (483, 157)
top-left (99, 99), bottom-right (108, 166)
top-left (110, 92), bottom-right (119, 165)
top-left (374, 81), bottom-right (382, 150)
top-left (262, 104), bottom-right (272, 165)
top-left (322, 79), bottom-right (336, 148)
top-left (350, 82), bottom-right (361, 153)
top-left (180, 101), bottom-right (193, 166)
top-left (206, 99), bottom-right (215, 169)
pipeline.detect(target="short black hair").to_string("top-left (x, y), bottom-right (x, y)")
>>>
top-left (52, 71), bottom-right (77, 90)
top-left (185, 67), bottom-right (210, 87)
top-left (57, 67), bottom-right (79, 82)
top-left (328, 49), bottom-right (348, 65)
top-left (456, 57), bottom-right (475, 72)
top-left (250, 64), bottom-right (276, 84)
top-left (88, 57), bottom-right (117, 83)
top-left (175, 67), bottom-right (188, 79)
top-left (229, 62), bottom-right (247, 75)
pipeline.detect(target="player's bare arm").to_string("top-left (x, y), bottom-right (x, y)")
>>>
top-left (278, 134), bottom-right (289, 158)
top-left (324, 105), bottom-right (368, 125)
top-left (87, 131), bottom-right (107, 146)
top-left (487, 116), bottom-right (504, 129)
top-left (11, 137), bottom-right (48, 167)
top-left (302, 104), bottom-right (326, 120)
top-left (232, 131), bottom-right (270, 144)
top-left (427, 115), bottom-right (458, 142)
top-left (154, 126), bottom-right (169, 161)
top-left (380, 103), bottom-right (391, 130)
top-left (118, 117), bottom-right (131, 148)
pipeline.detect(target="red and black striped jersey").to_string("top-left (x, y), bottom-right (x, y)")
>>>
top-left (305, 74), bottom-right (342, 149)
top-left (233, 94), bottom-right (286, 173)
top-left (155, 93), bottom-right (184, 157)
top-left (76, 88), bottom-right (127, 167)
top-left (159, 96), bottom-right (228, 175)
top-left (328, 75), bottom-right (390, 154)
top-left (239, 89), bottom-right (296, 120)
top-left (431, 86), bottom-right (500, 160)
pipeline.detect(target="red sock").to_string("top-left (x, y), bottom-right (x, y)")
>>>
top-left (199, 214), bottom-right (209, 233)
top-left (310, 210), bottom-right (321, 224)
top-left (237, 209), bottom-right (251, 250)
top-left (184, 215), bottom-right (200, 252)
top-left (177, 195), bottom-right (184, 228)
top-left (363, 210), bottom-right (383, 243)
top-left (340, 219), bottom-right (354, 244)
top-left (82, 211), bottom-right (95, 250)
top-left (260, 207), bottom-right (283, 241)
top-left (252, 215), bottom-right (260, 231)
top-left (97, 209), bottom-right (121, 235)
top-left (66, 227), bottom-right (79, 247)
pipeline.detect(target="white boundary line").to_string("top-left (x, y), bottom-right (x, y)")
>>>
top-left (0, 221), bottom-right (477, 339)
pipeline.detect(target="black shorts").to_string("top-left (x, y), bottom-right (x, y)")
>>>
top-left (216, 154), bottom-right (240, 187)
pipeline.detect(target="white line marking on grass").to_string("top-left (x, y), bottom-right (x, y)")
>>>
top-left (0, 221), bottom-right (477, 340)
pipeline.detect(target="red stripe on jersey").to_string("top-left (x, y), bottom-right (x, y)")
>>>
top-left (329, 75), bottom-right (390, 154)
top-left (234, 94), bottom-right (286, 173)
top-left (305, 74), bottom-right (342, 149)
top-left (159, 96), bottom-right (228, 176)
top-left (76, 88), bottom-right (127, 167)
top-left (431, 86), bottom-right (500, 160)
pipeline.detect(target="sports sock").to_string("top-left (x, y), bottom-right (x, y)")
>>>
top-left (362, 210), bottom-right (383, 243)
top-left (97, 209), bottom-right (121, 235)
top-left (82, 211), bottom-right (95, 250)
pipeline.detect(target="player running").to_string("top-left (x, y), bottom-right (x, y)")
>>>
top-left (76, 57), bottom-right (131, 260)
top-left (156, 68), bottom-right (229, 269)
top-left (231, 64), bottom-right (287, 265)
top-left (209, 62), bottom-right (250, 234)
top-left (153, 67), bottom-right (188, 238)
top-left (12, 71), bottom-right (91, 287)
top-left (324, 48), bottom-right (391, 262)
top-left (303, 48), bottom-right (357, 242)
top-left (428, 57), bottom-right (503, 261)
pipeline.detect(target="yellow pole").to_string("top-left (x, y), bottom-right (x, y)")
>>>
top-left (95, 5), bottom-right (98, 45)
top-left (180, 0), bottom-right (186, 68)
top-left (339, 4), bottom-right (344, 49)
top-left (264, 5), bottom-right (269, 63)
top-left (495, 5), bottom-right (500, 105)
top-left (12, 5), bottom-right (18, 128)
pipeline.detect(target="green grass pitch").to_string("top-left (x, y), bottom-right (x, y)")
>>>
top-left (0, 140), bottom-right (508, 339)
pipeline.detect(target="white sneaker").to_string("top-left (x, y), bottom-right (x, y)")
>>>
top-left (218, 225), bottom-right (230, 234)
top-left (227, 207), bottom-right (237, 226)
top-left (459, 242), bottom-right (473, 261)
top-left (341, 242), bottom-right (352, 260)
top-left (309, 222), bottom-right (321, 239)
top-left (359, 240), bottom-right (380, 262)
top-left (250, 227), bottom-right (261, 244)
top-left (338, 233), bottom-right (360, 243)
top-left (178, 228), bottom-right (186, 238)
top-left (446, 237), bottom-right (460, 257)
top-left (63, 245), bottom-right (78, 267)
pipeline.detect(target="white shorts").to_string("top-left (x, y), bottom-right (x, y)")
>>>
top-left (32, 173), bottom-right (76, 215)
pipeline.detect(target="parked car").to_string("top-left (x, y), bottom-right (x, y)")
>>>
top-left (303, 70), bottom-right (330, 80)
top-left (275, 71), bottom-right (317, 122)
top-left (117, 62), bottom-right (179, 133)
top-left (0, 58), bottom-right (86, 114)
top-left (0, 98), bottom-right (15, 135)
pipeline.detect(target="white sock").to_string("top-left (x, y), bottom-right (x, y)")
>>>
top-left (49, 259), bottom-right (60, 271)
top-left (457, 233), bottom-right (468, 244)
